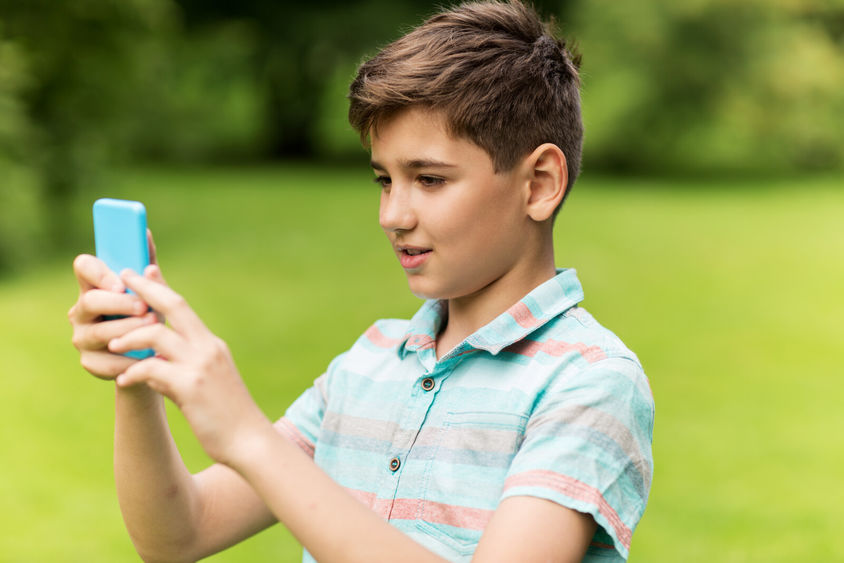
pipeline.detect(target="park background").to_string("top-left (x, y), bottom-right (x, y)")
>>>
top-left (1, 0), bottom-right (842, 560)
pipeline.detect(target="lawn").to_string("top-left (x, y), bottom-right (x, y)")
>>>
top-left (1, 165), bottom-right (842, 562)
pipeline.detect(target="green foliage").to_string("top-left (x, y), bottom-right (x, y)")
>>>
top-left (1, 0), bottom-right (843, 275)
top-left (0, 25), bottom-right (42, 272)
top-left (115, 20), bottom-right (266, 163)
top-left (574, 0), bottom-right (844, 173)
top-left (1, 165), bottom-right (842, 561)
top-left (0, 0), bottom-right (180, 270)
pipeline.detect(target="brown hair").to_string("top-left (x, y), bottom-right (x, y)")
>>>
top-left (348, 0), bottom-right (583, 204)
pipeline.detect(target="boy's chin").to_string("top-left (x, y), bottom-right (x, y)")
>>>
top-left (405, 278), bottom-right (442, 301)
top-left (408, 286), bottom-right (438, 300)
top-left (405, 278), bottom-right (465, 302)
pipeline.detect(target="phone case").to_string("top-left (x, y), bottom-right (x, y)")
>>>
top-left (93, 198), bottom-right (154, 360)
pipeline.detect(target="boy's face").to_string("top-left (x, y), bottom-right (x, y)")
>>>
top-left (370, 107), bottom-right (534, 302)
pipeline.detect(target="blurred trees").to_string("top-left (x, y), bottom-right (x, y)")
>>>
top-left (170, 0), bottom-right (438, 158)
top-left (0, 0), bottom-right (179, 269)
top-left (575, 0), bottom-right (844, 174)
top-left (1, 0), bottom-right (843, 273)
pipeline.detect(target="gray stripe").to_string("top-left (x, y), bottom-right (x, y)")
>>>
top-left (416, 424), bottom-right (524, 455)
top-left (323, 411), bottom-right (397, 440)
top-left (320, 411), bottom-right (525, 459)
top-left (409, 444), bottom-right (517, 468)
top-left (528, 405), bottom-right (652, 489)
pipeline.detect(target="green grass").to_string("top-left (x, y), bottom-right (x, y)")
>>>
top-left (1, 165), bottom-right (842, 561)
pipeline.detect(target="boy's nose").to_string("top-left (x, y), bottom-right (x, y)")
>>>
top-left (379, 186), bottom-right (417, 232)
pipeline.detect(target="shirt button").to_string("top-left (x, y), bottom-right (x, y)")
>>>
top-left (389, 457), bottom-right (401, 472)
top-left (421, 377), bottom-right (435, 391)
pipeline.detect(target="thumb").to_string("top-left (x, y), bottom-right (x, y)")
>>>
top-left (117, 357), bottom-right (179, 399)
top-left (142, 263), bottom-right (168, 323)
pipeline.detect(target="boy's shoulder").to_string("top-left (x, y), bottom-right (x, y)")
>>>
top-left (546, 304), bottom-right (643, 368)
top-left (343, 304), bottom-right (641, 373)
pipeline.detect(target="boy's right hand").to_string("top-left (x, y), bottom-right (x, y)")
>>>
top-left (68, 254), bottom-right (158, 379)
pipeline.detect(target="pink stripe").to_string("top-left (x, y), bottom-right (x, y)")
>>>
top-left (345, 489), bottom-right (393, 519)
top-left (406, 333), bottom-right (436, 350)
top-left (343, 490), bottom-right (493, 530)
top-left (364, 325), bottom-right (402, 348)
top-left (508, 301), bottom-right (542, 329)
top-left (505, 470), bottom-right (631, 550)
top-left (275, 418), bottom-right (315, 458)
top-left (417, 499), bottom-right (493, 530)
top-left (505, 338), bottom-right (607, 363)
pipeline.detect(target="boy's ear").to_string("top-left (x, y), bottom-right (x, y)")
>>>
top-left (523, 143), bottom-right (568, 222)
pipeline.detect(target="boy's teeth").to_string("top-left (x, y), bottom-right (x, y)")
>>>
top-left (406, 249), bottom-right (424, 255)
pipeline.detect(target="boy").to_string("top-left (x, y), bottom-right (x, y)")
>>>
top-left (68, 1), bottom-right (654, 561)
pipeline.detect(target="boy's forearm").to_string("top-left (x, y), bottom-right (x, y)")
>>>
top-left (230, 426), bottom-right (445, 563)
top-left (114, 384), bottom-right (201, 561)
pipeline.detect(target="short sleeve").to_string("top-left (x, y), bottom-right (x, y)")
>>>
top-left (501, 356), bottom-right (654, 560)
top-left (274, 352), bottom-right (348, 458)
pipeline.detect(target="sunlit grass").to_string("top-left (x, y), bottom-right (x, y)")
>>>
top-left (1, 166), bottom-right (841, 561)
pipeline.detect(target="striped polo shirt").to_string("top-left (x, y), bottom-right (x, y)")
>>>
top-left (279, 268), bottom-right (654, 562)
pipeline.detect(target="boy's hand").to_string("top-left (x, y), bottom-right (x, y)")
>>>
top-left (68, 254), bottom-right (158, 378)
top-left (109, 270), bottom-right (272, 467)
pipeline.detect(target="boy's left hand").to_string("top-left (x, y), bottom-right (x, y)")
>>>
top-left (109, 267), bottom-right (272, 467)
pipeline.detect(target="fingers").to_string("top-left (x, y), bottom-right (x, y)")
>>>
top-left (79, 349), bottom-right (138, 380)
top-left (73, 312), bottom-right (156, 351)
top-left (142, 264), bottom-right (168, 323)
top-left (73, 254), bottom-right (124, 294)
top-left (109, 321), bottom-right (187, 361)
top-left (116, 357), bottom-right (181, 398)
top-left (143, 263), bottom-right (168, 286)
top-left (69, 289), bottom-right (149, 324)
top-left (121, 270), bottom-right (207, 337)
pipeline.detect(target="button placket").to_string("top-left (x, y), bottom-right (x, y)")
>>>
top-left (383, 366), bottom-right (452, 506)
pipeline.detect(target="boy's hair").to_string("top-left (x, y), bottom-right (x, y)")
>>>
top-left (348, 0), bottom-right (583, 206)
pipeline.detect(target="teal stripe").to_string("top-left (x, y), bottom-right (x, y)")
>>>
top-left (284, 269), bottom-right (653, 563)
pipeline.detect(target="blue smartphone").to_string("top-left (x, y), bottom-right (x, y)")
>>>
top-left (92, 198), bottom-right (154, 360)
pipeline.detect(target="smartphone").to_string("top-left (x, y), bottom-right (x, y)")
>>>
top-left (92, 198), bottom-right (154, 360)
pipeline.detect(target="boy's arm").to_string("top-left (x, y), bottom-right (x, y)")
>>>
top-left (69, 255), bottom-right (276, 562)
top-left (112, 270), bottom-right (597, 563)
top-left (474, 497), bottom-right (597, 561)
top-left (114, 384), bottom-right (279, 561)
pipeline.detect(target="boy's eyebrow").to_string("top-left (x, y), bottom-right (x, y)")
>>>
top-left (370, 158), bottom-right (458, 171)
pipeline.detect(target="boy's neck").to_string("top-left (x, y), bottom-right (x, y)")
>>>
top-left (435, 254), bottom-right (557, 360)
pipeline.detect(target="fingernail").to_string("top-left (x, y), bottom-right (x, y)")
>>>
top-left (134, 301), bottom-right (147, 315)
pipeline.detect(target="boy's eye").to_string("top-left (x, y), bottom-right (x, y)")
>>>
top-left (373, 175), bottom-right (391, 188)
top-left (418, 175), bottom-right (444, 187)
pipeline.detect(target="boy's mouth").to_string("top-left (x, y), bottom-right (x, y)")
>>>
top-left (397, 246), bottom-right (432, 269)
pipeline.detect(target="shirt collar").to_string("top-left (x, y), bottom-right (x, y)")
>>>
top-left (399, 268), bottom-right (584, 358)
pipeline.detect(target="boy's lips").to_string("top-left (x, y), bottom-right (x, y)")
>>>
top-left (397, 245), bottom-right (432, 270)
